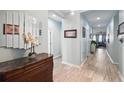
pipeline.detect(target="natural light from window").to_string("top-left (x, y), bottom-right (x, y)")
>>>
top-left (93, 35), bottom-right (96, 41)
top-left (99, 34), bottom-right (102, 42)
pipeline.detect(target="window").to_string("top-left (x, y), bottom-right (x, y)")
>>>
top-left (93, 35), bottom-right (96, 41)
top-left (99, 34), bottom-right (102, 42)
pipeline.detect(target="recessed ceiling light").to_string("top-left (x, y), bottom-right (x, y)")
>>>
top-left (97, 17), bottom-right (100, 20)
top-left (70, 12), bottom-right (75, 15)
top-left (52, 14), bottom-right (56, 17)
top-left (97, 24), bottom-right (101, 27)
top-left (70, 10), bottom-right (75, 15)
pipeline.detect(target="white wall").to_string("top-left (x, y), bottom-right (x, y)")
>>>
top-left (62, 13), bottom-right (81, 65)
top-left (106, 12), bottom-right (120, 65)
top-left (48, 18), bottom-right (62, 58)
top-left (61, 12), bottom-right (92, 65)
top-left (106, 11), bottom-right (124, 77)
top-left (118, 10), bottom-right (124, 76)
top-left (80, 15), bottom-right (92, 63)
top-left (92, 27), bottom-right (106, 34)
top-left (106, 17), bottom-right (115, 62)
top-left (0, 10), bottom-right (48, 62)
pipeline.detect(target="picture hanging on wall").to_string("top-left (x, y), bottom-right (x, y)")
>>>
top-left (118, 22), bottom-right (124, 35)
top-left (3, 24), bottom-right (19, 34)
top-left (108, 34), bottom-right (110, 43)
top-left (14, 25), bottom-right (19, 34)
top-left (3, 24), bottom-right (13, 34)
top-left (82, 27), bottom-right (86, 38)
top-left (64, 29), bottom-right (77, 38)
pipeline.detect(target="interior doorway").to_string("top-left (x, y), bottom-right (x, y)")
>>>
top-left (48, 18), bottom-right (62, 59)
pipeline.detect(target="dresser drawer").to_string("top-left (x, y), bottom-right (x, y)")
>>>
top-left (0, 53), bottom-right (53, 82)
top-left (4, 68), bottom-right (25, 81)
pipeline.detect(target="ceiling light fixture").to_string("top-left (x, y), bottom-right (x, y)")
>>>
top-left (70, 10), bottom-right (75, 15)
top-left (52, 14), bottom-right (56, 17)
top-left (70, 11), bottom-right (75, 15)
top-left (97, 17), bottom-right (101, 20)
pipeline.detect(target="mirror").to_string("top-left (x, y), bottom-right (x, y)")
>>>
top-left (0, 11), bottom-right (41, 49)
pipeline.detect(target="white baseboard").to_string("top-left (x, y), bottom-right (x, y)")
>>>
top-left (106, 50), bottom-right (119, 65)
top-left (53, 55), bottom-right (61, 59)
top-left (62, 61), bottom-right (80, 68)
top-left (62, 56), bottom-right (88, 69)
top-left (81, 57), bottom-right (88, 67)
top-left (118, 71), bottom-right (124, 82)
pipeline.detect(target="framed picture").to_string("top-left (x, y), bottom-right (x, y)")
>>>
top-left (3, 24), bottom-right (13, 34)
top-left (82, 27), bottom-right (86, 38)
top-left (64, 29), bottom-right (77, 38)
top-left (118, 22), bottom-right (124, 35)
top-left (3, 24), bottom-right (19, 34)
top-left (14, 25), bottom-right (19, 34)
top-left (108, 34), bottom-right (110, 43)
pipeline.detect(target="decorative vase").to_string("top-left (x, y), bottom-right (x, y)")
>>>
top-left (28, 44), bottom-right (37, 59)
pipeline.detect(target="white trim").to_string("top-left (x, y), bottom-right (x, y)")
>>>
top-left (118, 71), bottom-right (124, 82)
top-left (106, 50), bottom-right (119, 65)
top-left (53, 55), bottom-right (61, 59)
top-left (62, 61), bottom-right (80, 68)
top-left (81, 56), bottom-right (88, 67)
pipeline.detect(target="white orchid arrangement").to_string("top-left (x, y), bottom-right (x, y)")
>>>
top-left (23, 32), bottom-right (39, 57)
top-left (23, 32), bottom-right (39, 46)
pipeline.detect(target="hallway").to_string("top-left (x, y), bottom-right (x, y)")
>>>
top-left (53, 48), bottom-right (121, 82)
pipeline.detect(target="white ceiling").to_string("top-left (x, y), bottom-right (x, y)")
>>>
top-left (48, 10), bottom-right (63, 22)
top-left (81, 10), bottom-right (116, 28)
top-left (48, 10), bottom-right (87, 22)
top-left (56, 10), bottom-right (88, 16)
top-left (48, 10), bottom-right (117, 34)
top-left (48, 10), bottom-right (73, 22)
top-left (58, 10), bottom-right (71, 16)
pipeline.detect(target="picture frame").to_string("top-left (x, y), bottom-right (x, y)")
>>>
top-left (3, 24), bottom-right (19, 34)
top-left (82, 27), bottom-right (86, 38)
top-left (64, 29), bottom-right (77, 38)
top-left (118, 22), bottom-right (124, 35)
top-left (14, 25), bottom-right (19, 34)
top-left (107, 33), bottom-right (110, 43)
top-left (3, 24), bottom-right (13, 34)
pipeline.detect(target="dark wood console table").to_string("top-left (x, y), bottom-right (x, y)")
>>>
top-left (0, 53), bottom-right (53, 82)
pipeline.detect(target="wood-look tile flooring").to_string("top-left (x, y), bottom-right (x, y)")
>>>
top-left (53, 48), bottom-right (122, 82)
